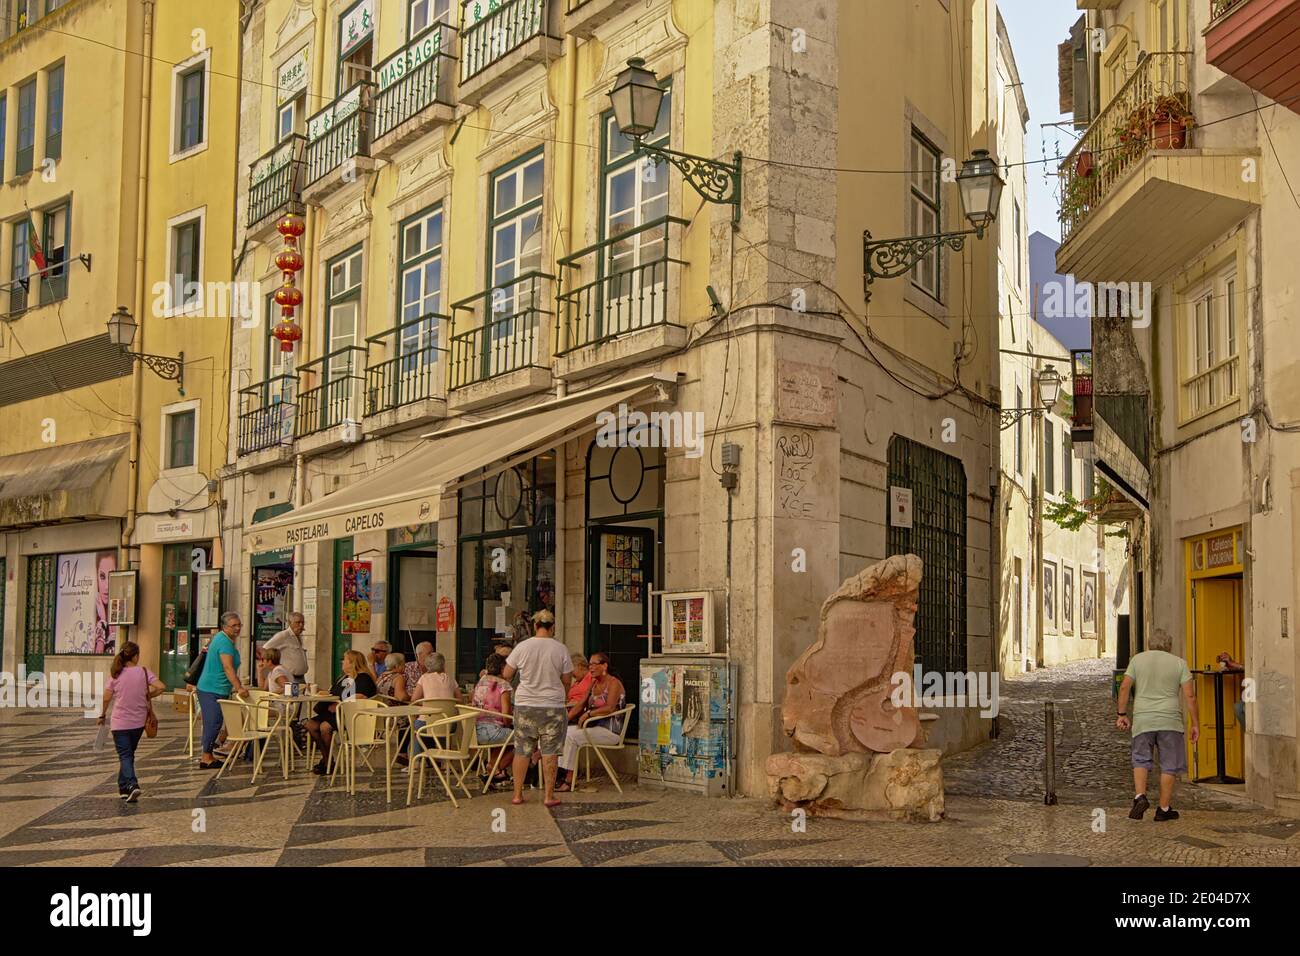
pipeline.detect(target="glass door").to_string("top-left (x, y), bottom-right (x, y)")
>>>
top-left (585, 525), bottom-right (654, 738)
top-left (160, 543), bottom-right (203, 689)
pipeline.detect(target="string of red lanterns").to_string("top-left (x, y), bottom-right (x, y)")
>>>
top-left (272, 213), bottom-right (305, 352)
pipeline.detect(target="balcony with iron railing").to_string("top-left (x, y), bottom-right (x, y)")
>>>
top-left (294, 346), bottom-right (367, 449)
top-left (372, 20), bottom-right (458, 159)
top-left (554, 215), bottom-right (690, 380)
top-left (363, 314), bottom-right (450, 431)
top-left (303, 80), bottom-right (375, 203)
top-left (247, 134), bottom-right (306, 237)
top-left (1206, 0), bottom-right (1300, 114)
top-left (448, 272), bottom-right (554, 409)
top-left (1070, 349), bottom-right (1094, 444)
top-left (1056, 50), bottom-right (1258, 282)
top-left (237, 374), bottom-right (298, 460)
top-left (457, 0), bottom-right (561, 105)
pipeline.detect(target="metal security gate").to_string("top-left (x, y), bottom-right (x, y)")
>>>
top-left (886, 435), bottom-right (967, 673)
top-left (25, 554), bottom-right (57, 674)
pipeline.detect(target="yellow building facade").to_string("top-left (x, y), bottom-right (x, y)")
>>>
top-left (227, 0), bottom-right (1010, 792)
top-left (0, 0), bottom-right (237, 689)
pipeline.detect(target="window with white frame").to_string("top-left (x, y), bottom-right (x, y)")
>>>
top-left (1181, 268), bottom-right (1239, 421)
top-left (408, 0), bottom-right (451, 38)
top-left (397, 204), bottom-right (443, 378)
top-left (167, 211), bottom-right (204, 312)
top-left (909, 129), bottom-right (942, 301)
top-left (602, 86), bottom-right (671, 337)
top-left (38, 202), bottom-right (68, 304)
top-left (172, 51), bottom-right (210, 158)
top-left (487, 151), bottom-right (544, 371)
top-left (278, 92), bottom-right (305, 143)
top-left (163, 405), bottom-right (197, 470)
top-left (326, 246), bottom-right (364, 380)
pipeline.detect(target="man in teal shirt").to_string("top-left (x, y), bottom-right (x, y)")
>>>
top-left (1116, 630), bottom-right (1199, 821)
top-left (196, 612), bottom-right (249, 769)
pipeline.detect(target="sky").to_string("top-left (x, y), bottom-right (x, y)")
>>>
top-left (997, 0), bottom-right (1086, 242)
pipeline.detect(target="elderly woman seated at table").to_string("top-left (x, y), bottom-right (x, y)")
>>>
top-left (259, 647), bottom-right (293, 695)
top-left (408, 652), bottom-right (462, 758)
top-left (305, 649), bottom-right (377, 775)
top-left (376, 652), bottom-right (410, 701)
top-left (556, 653), bottom-right (625, 792)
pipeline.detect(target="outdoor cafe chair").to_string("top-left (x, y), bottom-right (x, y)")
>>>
top-left (216, 698), bottom-right (274, 783)
top-left (407, 711), bottom-right (477, 808)
top-left (454, 704), bottom-right (517, 793)
top-left (570, 704), bottom-right (637, 794)
top-left (246, 689), bottom-right (290, 779)
top-left (330, 699), bottom-right (387, 794)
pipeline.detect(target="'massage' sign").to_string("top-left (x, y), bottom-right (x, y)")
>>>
top-left (376, 25), bottom-right (444, 91)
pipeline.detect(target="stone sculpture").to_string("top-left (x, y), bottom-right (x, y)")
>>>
top-left (766, 554), bottom-right (944, 821)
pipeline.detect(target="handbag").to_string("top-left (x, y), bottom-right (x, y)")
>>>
top-left (183, 650), bottom-right (207, 687)
top-left (143, 669), bottom-right (158, 738)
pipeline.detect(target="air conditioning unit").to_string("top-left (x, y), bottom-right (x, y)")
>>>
top-left (342, 61), bottom-right (373, 89)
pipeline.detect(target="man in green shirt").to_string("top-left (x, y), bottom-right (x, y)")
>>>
top-left (1116, 630), bottom-right (1199, 821)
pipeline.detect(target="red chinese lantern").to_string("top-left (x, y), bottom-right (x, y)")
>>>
top-left (272, 215), bottom-right (306, 353)
top-left (272, 319), bottom-right (302, 352)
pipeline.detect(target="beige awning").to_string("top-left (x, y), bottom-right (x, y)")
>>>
top-left (0, 433), bottom-right (130, 527)
top-left (248, 377), bottom-right (674, 551)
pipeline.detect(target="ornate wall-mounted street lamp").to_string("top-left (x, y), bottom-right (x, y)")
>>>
top-left (108, 305), bottom-right (185, 395)
top-left (1000, 364), bottom-right (1062, 429)
top-left (610, 58), bottom-right (742, 223)
top-left (863, 148), bottom-right (1005, 301)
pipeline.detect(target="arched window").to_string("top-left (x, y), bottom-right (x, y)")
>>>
top-left (586, 440), bottom-right (664, 521)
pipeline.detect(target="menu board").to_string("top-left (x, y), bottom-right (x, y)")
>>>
top-left (661, 591), bottom-right (713, 654)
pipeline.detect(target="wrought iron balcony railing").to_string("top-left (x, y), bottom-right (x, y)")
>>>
top-left (247, 134), bottom-right (306, 229)
top-left (1059, 52), bottom-right (1192, 242)
top-left (557, 215), bottom-right (689, 353)
top-left (238, 374), bottom-right (298, 455)
top-left (294, 346), bottom-right (366, 437)
top-left (449, 272), bottom-right (553, 389)
top-left (460, 0), bottom-right (547, 82)
top-left (305, 80), bottom-right (374, 188)
top-left (374, 22), bottom-right (457, 141)
top-left (365, 313), bottom-right (449, 414)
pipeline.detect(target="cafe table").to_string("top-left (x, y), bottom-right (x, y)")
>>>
top-left (370, 704), bottom-right (452, 803)
top-left (262, 691), bottom-right (339, 777)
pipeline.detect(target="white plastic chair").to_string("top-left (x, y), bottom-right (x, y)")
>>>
top-left (246, 689), bottom-right (289, 779)
top-left (569, 704), bottom-right (637, 793)
top-left (331, 699), bottom-right (387, 793)
top-left (455, 704), bottom-right (516, 793)
top-left (407, 712), bottom-right (477, 808)
top-left (216, 698), bottom-right (273, 782)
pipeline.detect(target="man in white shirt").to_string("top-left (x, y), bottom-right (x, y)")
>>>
top-left (263, 612), bottom-right (308, 681)
top-left (504, 610), bottom-right (572, 807)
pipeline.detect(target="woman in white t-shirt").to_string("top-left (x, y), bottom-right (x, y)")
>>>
top-left (259, 647), bottom-right (293, 694)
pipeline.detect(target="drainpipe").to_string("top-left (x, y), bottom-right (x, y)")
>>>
top-left (122, 1), bottom-right (155, 578)
top-left (555, 32), bottom-right (578, 398)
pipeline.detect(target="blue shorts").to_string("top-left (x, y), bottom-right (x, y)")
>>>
top-left (1131, 730), bottom-right (1187, 774)
top-left (475, 720), bottom-right (512, 744)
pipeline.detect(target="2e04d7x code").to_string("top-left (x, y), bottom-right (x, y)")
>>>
top-left (1191, 892), bottom-right (1252, 905)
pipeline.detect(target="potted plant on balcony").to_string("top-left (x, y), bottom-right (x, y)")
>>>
top-left (1058, 171), bottom-right (1097, 224)
top-left (1075, 149), bottom-right (1096, 179)
top-left (1149, 94), bottom-right (1194, 149)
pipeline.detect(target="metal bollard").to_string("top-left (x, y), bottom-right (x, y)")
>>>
top-left (1044, 700), bottom-right (1058, 805)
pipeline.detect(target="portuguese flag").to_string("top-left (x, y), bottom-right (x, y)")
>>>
top-left (27, 212), bottom-right (46, 272)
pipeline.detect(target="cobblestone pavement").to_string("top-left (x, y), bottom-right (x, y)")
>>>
top-left (1, 670), bottom-right (1296, 867)
top-left (945, 656), bottom-right (1240, 810)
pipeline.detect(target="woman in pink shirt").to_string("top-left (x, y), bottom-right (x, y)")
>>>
top-left (409, 652), bottom-right (462, 758)
top-left (99, 641), bottom-right (166, 802)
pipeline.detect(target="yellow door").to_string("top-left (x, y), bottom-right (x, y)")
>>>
top-left (1189, 577), bottom-right (1243, 779)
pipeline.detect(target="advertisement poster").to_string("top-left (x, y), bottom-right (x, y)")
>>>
top-left (435, 596), bottom-right (455, 632)
top-left (107, 570), bottom-right (137, 625)
top-left (1081, 570), bottom-right (1098, 634)
top-left (256, 568), bottom-right (293, 643)
top-left (340, 559), bottom-right (372, 634)
top-left (1062, 566), bottom-right (1075, 634)
top-left (682, 668), bottom-right (711, 739)
top-left (662, 592), bottom-right (711, 653)
top-left (196, 569), bottom-right (222, 630)
top-left (54, 550), bottom-right (118, 654)
top-left (603, 533), bottom-right (645, 604)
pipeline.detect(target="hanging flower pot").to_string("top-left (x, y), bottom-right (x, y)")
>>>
top-left (1151, 118), bottom-right (1187, 150)
top-left (1075, 149), bottom-right (1095, 178)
